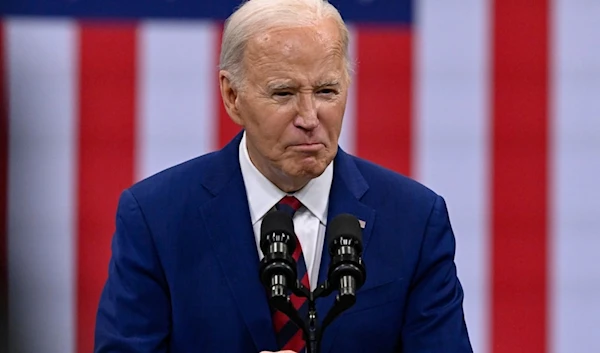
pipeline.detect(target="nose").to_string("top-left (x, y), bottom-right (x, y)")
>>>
top-left (294, 92), bottom-right (319, 130)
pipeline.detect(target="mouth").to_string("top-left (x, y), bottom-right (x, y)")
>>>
top-left (289, 143), bottom-right (325, 153)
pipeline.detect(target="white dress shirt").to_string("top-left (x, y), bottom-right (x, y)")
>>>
top-left (238, 132), bottom-right (333, 291)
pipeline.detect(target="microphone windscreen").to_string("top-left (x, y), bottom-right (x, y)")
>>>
top-left (260, 210), bottom-right (296, 253)
top-left (327, 213), bottom-right (363, 249)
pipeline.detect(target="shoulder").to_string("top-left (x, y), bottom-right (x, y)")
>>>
top-left (352, 155), bottom-right (438, 200)
top-left (127, 133), bottom-right (243, 210)
top-left (124, 150), bottom-right (225, 213)
top-left (344, 153), bottom-right (442, 219)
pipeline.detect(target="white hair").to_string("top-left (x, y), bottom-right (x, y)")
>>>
top-left (219, 0), bottom-right (353, 88)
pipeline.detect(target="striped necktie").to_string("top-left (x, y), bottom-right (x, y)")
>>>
top-left (272, 196), bottom-right (309, 353)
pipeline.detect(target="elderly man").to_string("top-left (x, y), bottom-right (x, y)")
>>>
top-left (94, 0), bottom-right (473, 352)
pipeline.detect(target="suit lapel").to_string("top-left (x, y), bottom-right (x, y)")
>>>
top-left (198, 133), bottom-right (277, 352)
top-left (316, 149), bottom-right (375, 353)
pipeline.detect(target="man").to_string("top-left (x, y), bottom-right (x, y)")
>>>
top-left (94, 0), bottom-right (473, 352)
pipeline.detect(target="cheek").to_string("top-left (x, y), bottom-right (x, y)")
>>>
top-left (251, 114), bottom-right (295, 152)
top-left (242, 99), bottom-right (290, 134)
top-left (319, 105), bottom-right (345, 134)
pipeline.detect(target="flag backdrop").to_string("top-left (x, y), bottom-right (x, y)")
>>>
top-left (1, 0), bottom-right (599, 352)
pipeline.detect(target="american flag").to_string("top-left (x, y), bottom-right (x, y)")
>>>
top-left (1, 0), bottom-right (599, 352)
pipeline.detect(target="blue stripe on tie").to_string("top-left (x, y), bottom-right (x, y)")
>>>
top-left (295, 250), bottom-right (307, 280)
top-left (277, 203), bottom-right (297, 217)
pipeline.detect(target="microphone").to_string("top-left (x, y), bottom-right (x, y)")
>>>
top-left (326, 214), bottom-right (366, 306)
top-left (259, 210), bottom-right (309, 342)
top-left (259, 210), bottom-right (298, 301)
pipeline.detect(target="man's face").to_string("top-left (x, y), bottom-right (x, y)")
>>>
top-left (225, 18), bottom-right (348, 190)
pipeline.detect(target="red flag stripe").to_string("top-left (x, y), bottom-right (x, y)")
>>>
top-left (491, 0), bottom-right (549, 352)
top-left (216, 22), bottom-right (242, 148)
top-left (355, 27), bottom-right (413, 176)
top-left (0, 20), bottom-right (9, 353)
top-left (76, 23), bottom-right (138, 353)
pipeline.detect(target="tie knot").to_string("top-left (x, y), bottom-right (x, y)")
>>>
top-left (275, 196), bottom-right (302, 217)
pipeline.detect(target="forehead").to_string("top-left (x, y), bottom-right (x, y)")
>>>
top-left (243, 19), bottom-right (345, 83)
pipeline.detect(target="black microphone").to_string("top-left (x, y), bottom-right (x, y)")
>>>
top-left (327, 213), bottom-right (366, 306)
top-left (259, 210), bottom-right (298, 301)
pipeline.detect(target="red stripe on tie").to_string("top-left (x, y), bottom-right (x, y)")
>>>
top-left (279, 196), bottom-right (302, 211)
top-left (491, 0), bottom-right (549, 352)
top-left (76, 23), bottom-right (137, 353)
top-left (282, 329), bottom-right (306, 352)
top-left (273, 311), bottom-right (288, 332)
top-left (215, 22), bottom-right (242, 148)
top-left (0, 20), bottom-right (9, 352)
top-left (355, 26), bottom-right (413, 176)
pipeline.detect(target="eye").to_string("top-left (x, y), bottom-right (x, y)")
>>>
top-left (317, 88), bottom-right (338, 95)
top-left (273, 91), bottom-right (293, 97)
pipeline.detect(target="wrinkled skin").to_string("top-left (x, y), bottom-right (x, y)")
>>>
top-left (219, 18), bottom-right (349, 192)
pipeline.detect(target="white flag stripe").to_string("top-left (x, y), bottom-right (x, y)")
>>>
top-left (137, 21), bottom-right (218, 181)
top-left (414, 1), bottom-right (490, 352)
top-left (551, 0), bottom-right (600, 352)
top-left (6, 19), bottom-right (76, 353)
top-left (337, 24), bottom-right (357, 155)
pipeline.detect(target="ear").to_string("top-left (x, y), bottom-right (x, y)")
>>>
top-left (219, 70), bottom-right (243, 126)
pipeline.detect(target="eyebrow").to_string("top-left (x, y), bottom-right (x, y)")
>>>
top-left (315, 80), bottom-right (340, 88)
top-left (267, 82), bottom-right (296, 91)
top-left (266, 79), bottom-right (341, 91)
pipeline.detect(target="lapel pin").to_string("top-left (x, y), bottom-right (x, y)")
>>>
top-left (358, 219), bottom-right (366, 229)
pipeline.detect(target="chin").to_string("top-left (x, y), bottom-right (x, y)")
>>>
top-left (288, 157), bottom-right (330, 178)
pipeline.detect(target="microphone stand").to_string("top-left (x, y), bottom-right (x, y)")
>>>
top-left (262, 213), bottom-right (366, 353)
top-left (270, 279), bottom-right (357, 353)
top-left (306, 291), bottom-right (319, 353)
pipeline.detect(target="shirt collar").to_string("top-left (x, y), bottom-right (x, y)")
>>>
top-left (238, 131), bottom-right (333, 226)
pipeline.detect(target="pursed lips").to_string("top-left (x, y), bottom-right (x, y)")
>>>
top-left (288, 142), bottom-right (325, 152)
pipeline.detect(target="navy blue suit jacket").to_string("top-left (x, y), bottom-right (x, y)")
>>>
top-left (94, 132), bottom-right (472, 353)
